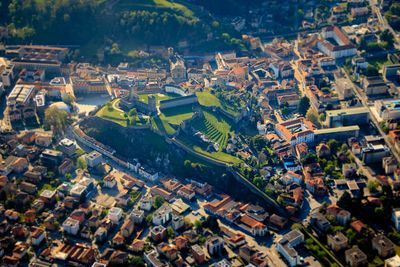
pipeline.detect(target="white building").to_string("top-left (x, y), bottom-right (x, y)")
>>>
top-left (85, 151), bottom-right (103, 168)
top-left (62, 217), bottom-right (80, 235)
top-left (59, 138), bottom-right (76, 157)
top-left (152, 204), bottom-right (172, 226)
top-left (277, 229), bottom-right (304, 267)
top-left (139, 167), bottom-right (159, 182)
top-left (31, 227), bottom-right (46, 246)
top-left (103, 174), bottom-right (117, 188)
top-left (374, 99), bottom-right (400, 121)
top-left (129, 209), bottom-right (144, 224)
top-left (171, 215), bottom-right (185, 231)
top-left (108, 207), bottom-right (123, 224)
top-left (317, 26), bottom-right (357, 59)
top-left (385, 255), bottom-right (400, 267)
top-left (206, 236), bottom-right (224, 256)
top-left (165, 85), bottom-right (187, 96)
top-left (392, 208), bottom-right (400, 231)
top-left (140, 196), bottom-right (153, 211)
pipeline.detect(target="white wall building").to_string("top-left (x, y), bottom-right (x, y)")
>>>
top-left (108, 207), bottom-right (123, 224)
top-left (152, 204), bottom-right (172, 226)
top-left (277, 229), bottom-right (305, 267)
top-left (62, 217), bottom-right (80, 235)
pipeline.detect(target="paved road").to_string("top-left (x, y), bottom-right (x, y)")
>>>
top-left (370, 0), bottom-right (400, 49)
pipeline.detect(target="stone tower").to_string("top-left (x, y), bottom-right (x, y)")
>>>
top-left (148, 95), bottom-right (157, 113)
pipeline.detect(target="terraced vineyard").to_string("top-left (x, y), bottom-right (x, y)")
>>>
top-left (191, 110), bottom-right (232, 150)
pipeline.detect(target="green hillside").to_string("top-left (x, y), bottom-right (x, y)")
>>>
top-left (0, 0), bottom-right (251, 59)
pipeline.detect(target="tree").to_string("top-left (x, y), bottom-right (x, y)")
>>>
top-left (128, 256), bottom-right (145, 267)
top-left (194, 220), bottom-right (203, 232)
top-left (77, 156), bottom-right (87, 170)
top-left (298, 96), bottom-right (310, 116)
top-left (128, 108), bottom-right (138, 126)
top-left (167, 226), bottom-right (175, 239)
top-left (128, 108), bottom-right (137, 117)
top-left (380, 29), bottom-right (394, 47)
top-left (319, 113), bottom-right (326, 122)
top-left (327, 139), bottom-right (339, 154)
top-left (301, 152), bottom-right (317, 164)
top-left (145, 215), bottom-right (153, 225)
top-left (106, 102), bottom-right (113, 111)
top-left (44, 106), bottom-right (69, 135)
top-left (251, 135), bottom-right (267, 152)
top-left (110, 43), bottom-right (121, 54)
top-left (306, 108), bottom-right (320, 126)
top-left (337, 191), bottom-right (352, 210)
top-left (203, 215), bottom-right (220, 233)
top-left (367, 180), bottom-right (379, 192)
top-left (281, 107), bottom-right (290, 115)
top-left (153, 196), bottom-right (164, 209)
top-left (291, 223), bottom-right (302, 230)
top-left (365, 64), bottom-right (379, 77)
top-left (62, 93), bottom-right (75, 106)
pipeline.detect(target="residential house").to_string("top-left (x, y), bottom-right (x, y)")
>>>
top-left (30, 227), bottom-right (45, 246)
top-left (372, 235), bottom-right (395, 258)
top-left (152, 204), bottom-right (172, 226)
top-left (310, 213), bottom-right (331, 234)
top-left (108, 207), bottom-right (123, 224)
top-left (238, 214), bottom-right (268, 236)
top-left (62, 217), bottom-right (80, 235)
top-left (177, 185), bottom-right (195, 200)
top-left (206, 236), bottom-right (224, 256)
top-left (129, 209), bottom-right (144, 224)
top-left (327, 232), bottom-right (348, 251)
top-left (392, 208), bottom-right (400, 231)
top-left (103, 173), bottom-right (117, 188)
top-left (345, 246), bottom-right (367, 267)
top-left (151, 225), bottom-right (167, 242)
top-left (121, 220), bottom-right (135, 238)
top-left (191, 244), bottom-right (206, 264)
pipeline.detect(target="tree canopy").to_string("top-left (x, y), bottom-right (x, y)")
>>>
top-left (44, 106), bottom-right (69, 135)
top-left (298, 96), bottom-right (310, 116)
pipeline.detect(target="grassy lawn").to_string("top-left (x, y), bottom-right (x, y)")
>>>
top-left (369, 57), bottom-right (393, 71)
top-left (196, 91), bottom-right (222, 107)
top-left (193, 147), bottom-right (242, 164)
top-left (159, 105), bottom-right (194, 125)
top-left (176, 134), bottom-right (241, 164)
top-left (196, 90), bottom-right (241, 117)
top-left (154, 0), bottom-right (194, 18)
top-left (116, 0), bottom-right (196, 20)
top-left (138, 93), bottom-right (180, 104)
top-left (38, 183), bottom-right (56, 195)
top-left (96, 100), bottom-right (128, 127)
top-left (368, 256), bottom-right (384, 267)
top-left (151, 117), bottom-right (176, 135)
top-left (96, 99), bottom-right (147, 127)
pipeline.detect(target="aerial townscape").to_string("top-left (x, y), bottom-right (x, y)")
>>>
top-left (1, 0), bottom-right (400, 266)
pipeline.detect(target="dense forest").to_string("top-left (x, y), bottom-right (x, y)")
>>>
top-left (0, 0), bottom-right (268, 50)
top-left (1, 0), bottom-right (101, 44)
top-left (120, 10), bottom-right (204, 45)
top-left (0, 0), bottom-right (228, 47)
top-left (0, 0), bottom-right (299, 58)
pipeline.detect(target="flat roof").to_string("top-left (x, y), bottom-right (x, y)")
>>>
top-left (326, 107), bottom-right (369, 117)
top-left (315, 125), bottom-right (360, 135)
